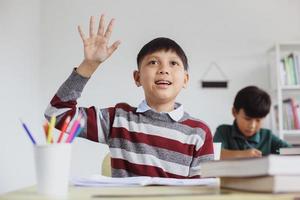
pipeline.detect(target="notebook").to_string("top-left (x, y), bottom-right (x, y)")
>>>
top-left (221, 175), bottom-right (300, 193)
top-left (280, 147), bottom-right (300, 155)
top-left (201, 155), bottom-right (300, 177)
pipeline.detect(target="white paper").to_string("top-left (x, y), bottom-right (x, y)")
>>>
top-left (71, 175), bottom-right (219, 187)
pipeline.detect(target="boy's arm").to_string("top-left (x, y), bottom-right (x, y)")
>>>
top-left (44, 14), bottom-right (120, 143)
top-left (270, 132), bottom-right (292, 154)
top-left (213, 126), bottom-right (262, 159)
top-left (220, 148), bottom-right (262, 159)
top-left (190, 124), bottom-right (214, 178)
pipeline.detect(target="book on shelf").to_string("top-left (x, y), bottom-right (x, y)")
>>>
top-left (201, 155), bottom-right (300, 178)
top-left (281, 53), bottom-right (300, 86)
top-left (274, 97), bottom-right (300, 130)
top-left (221, 175), bottom-right (300, 193)
top-left (280, 147), bottom-right (300, 155)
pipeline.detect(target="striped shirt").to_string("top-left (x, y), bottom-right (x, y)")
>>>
top-left (45, 70), bottom-right (214, 178)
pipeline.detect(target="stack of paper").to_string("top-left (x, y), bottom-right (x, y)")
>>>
top-left (201, 155), bottom-right (300, 193)
top-left (71, 175), bottom-right (219, 187)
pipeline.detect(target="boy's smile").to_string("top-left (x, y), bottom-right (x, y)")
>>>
top-left (134, 50), bottom-right (189, 112)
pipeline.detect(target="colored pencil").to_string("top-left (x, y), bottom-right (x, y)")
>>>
top-left (47, 115), bottom-right (56, 144)
top-left (20, 120), bottom-right (36, 145)
top-left (57, 116), bottom-right (71, 143)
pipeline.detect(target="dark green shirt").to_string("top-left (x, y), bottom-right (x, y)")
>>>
top-left (213, 122), bottom-right (291, 155)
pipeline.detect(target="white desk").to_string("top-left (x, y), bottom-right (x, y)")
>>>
top-left (0, 185), bottom-right (299, 200)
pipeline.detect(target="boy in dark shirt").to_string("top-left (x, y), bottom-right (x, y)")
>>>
top-left (214, 86), bottom-right (291, 159)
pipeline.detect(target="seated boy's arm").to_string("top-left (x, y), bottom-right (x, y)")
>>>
top-left (220, 148), bottom-right (262, 159)
top-left (270, 133), bottom-right (292, 154)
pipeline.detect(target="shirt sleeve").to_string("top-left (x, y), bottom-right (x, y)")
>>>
top-left (270, 132), bottom-right (292, 154)
top-left (44, 69), bottom-right (113, 144)
top-left (213, 125), bottom-right (229, 149)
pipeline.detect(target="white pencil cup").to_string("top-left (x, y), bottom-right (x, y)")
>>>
top-left (34, 143), bottom-right (72, 197)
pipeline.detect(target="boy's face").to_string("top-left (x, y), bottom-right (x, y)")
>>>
top-left (232, 108), bottom-right (264, 138)
top-left (133, 50), bottom-right (189, 109)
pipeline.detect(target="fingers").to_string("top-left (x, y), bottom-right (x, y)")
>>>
top-left (77, 25), bottom-right (87, 42)
top-left (256, 150), bottom-right (262, 157)
top-left (89, 16), bottom-right (95, 37)
top-left (108, 40), bottom-right (121, 56)
top-left (252, 149), bottom-right (262, 157)
top-left (104, 18), bottom-right (115, 40)
top-left (97, 14), bottom-right (105, 36)
top-left (78, 14), bottom-right (120, 52)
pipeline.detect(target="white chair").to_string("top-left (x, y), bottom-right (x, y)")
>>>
top-left (101, 153), bottom-right (111, 176)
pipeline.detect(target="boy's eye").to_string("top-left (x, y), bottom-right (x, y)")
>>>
top-left (256, 119), bottom-right (262, 123)
top-left (148, 60), bottom-right (158, 65)
top-left (170, 61), bottom-right (179, 66)
top-left (244, 117), bottom-right (252, 121)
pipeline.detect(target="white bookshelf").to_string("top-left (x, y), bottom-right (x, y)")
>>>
top-left (268, 42), bottom-right (300, 145)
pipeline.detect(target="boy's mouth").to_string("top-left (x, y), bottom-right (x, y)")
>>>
top-left (155, 80), bottom-right (172, 85)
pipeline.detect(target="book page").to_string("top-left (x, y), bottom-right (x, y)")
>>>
top-left (71, 175), bottom-right (219, 187)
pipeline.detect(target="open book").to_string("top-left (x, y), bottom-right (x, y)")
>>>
top-left (201, 155), bottom-right (300, 177)
top-left (71, 175), bottom-right (219, 187)
top-left (221, 175), bottom-right (300, 193)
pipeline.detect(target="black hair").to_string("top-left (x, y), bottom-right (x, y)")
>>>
top-left (233, 86), bottom-right (271, 118)
top-left (136, 37), bottom-right (188, 70)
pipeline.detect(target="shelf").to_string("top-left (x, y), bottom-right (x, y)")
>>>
top-left (268, 42), bottom-right (300, 52)
top-left (281, 85), bottom-right (300, 90)
top-left (282, 130), bottom-right (300, 135)
top-left (268, 42), bottom-right (300, 140)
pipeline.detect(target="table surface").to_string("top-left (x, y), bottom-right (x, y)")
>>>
top-left (1, 185), bottom-right (300, 200)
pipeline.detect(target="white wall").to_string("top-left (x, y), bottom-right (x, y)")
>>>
top-left (40, 0), bottom-right (300, 129)
top-left (39, 0), bottom-right (300, 185)
top-left (1, 0), bottom-right (300, 194)
top-left (0, 0), bottom-right (42, 194)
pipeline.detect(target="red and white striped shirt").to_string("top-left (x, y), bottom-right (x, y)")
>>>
top-left (45, 70), bottom-right (214, 178)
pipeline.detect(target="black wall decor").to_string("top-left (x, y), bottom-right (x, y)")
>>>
top-left (200, 62), bottom-right (229, 89)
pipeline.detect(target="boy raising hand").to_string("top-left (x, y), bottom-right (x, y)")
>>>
top-left (45, 14), bottom-right (214, 178)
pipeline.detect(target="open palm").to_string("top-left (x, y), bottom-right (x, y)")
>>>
top-left (78, 14), bottom-right (120, 64)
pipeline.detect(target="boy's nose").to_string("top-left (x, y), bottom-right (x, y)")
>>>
top-left (249, 121), bottom-right (257, 129)
top-left (159, 70), bottom-right (169, 75)
top-left (158, 64), bottom-right (170, 75)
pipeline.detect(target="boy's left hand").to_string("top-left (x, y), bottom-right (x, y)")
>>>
top-left (77, 14), bottom-right (121, 77)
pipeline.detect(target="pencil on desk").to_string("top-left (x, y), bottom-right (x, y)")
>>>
top-left (20, 120), bottom-right (36, 145)
top-left (57, 116), bottom-right (71, 143)
top-left (47, 115), bottom-right (56, 144)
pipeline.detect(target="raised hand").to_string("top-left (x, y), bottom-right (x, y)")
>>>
top-left (77, 14), bottom-right (121, 77)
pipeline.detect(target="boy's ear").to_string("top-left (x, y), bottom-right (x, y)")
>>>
top-left (232, 107), bottom-right (237, 117)
top-left (183, 72), bottom-right (189, 88)
top-left (133, 70), bottom-right (141, 87)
